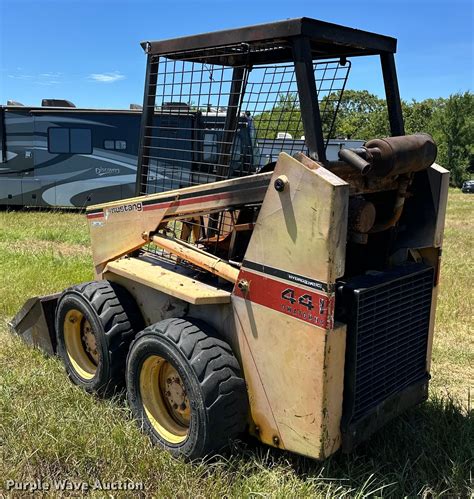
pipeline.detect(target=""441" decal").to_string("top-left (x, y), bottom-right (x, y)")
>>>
top-left (281, 288), bottom-right (326, 316)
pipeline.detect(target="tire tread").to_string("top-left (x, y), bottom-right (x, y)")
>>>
top-left (129, 317), bottom-right (248, 456)
top-left (57, 280), bottom-right (143, 395)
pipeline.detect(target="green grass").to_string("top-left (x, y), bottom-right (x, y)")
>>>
top-left (0, 194), bottom-right (472, 498)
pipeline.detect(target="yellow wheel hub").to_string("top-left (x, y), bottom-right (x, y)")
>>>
top-left (63, 309), bottom-right (99, 380)
top-left (139, 355), bottom-right (191, 444)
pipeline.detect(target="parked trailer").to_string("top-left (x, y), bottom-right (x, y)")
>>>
top-left (11, 18), bottom-right (449, 461)
top-left (0, 103), bottom-right (258, 208)
top-left (0, 104), bottom-right (141, 207)
top-left (0, 101), bottom-right (362, 208)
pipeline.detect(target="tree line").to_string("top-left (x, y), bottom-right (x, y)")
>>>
top-left (254, 90), bottom-right (473, 187)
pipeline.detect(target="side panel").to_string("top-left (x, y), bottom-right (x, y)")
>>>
top-left (232, 154), bottom-right (349, 459)
top-left (103, 270), bottom-right (239, 362)
top-left (242, 153), bottom-right (348, 285)
top-left (103, 271), bottom-right (239, 352)
top-left (393, 162), bottom-right (449, 372)
top-left (422, 163), bottom-right (449, 371)
top-left (427, 163), bottom-right (449, 248)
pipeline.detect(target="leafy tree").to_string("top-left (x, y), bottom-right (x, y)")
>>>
top-left (253, 93), bottom-right (304, 140)
top-left (252, 88), bottom-right (473, 187)
top-left (320, 90), bottom-right (389, 140)
top-left (430, 92), bottom-right (473, 186)
top-left (402, 98), bottom-right (444, 136)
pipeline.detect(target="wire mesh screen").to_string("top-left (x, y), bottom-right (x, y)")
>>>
top-left (139, 43), bottom-right (350, 196)
top-left (245, 60), bottom-right (351, 165)
top-left (138, 43), bottom-right (349, 266)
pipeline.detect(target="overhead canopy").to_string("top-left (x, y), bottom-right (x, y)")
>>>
top-left (140, 17), bottom-right (397, 65)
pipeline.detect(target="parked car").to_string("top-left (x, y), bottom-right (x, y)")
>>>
top-left (461, 180), bottom-right (474, 193)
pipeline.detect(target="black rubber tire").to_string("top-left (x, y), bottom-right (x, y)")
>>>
top-left (55, 280), bottom-right (143, 395)
top-left (126, 318), bottom-right (248, 460)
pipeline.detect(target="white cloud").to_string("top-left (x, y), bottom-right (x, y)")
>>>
top-left (88, 71), bottom-right (125, 83)
top-left (7, 71), bottom-right (62, 85)
top-left (38, 80), bottom-right (61, 86)
top-left (39, 72), bottom-right (62, 78)
top-left (8, 74), bottom-right (33, 80)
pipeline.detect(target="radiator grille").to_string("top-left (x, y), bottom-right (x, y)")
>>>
top-left (338, 264), bottom-right (434, 424)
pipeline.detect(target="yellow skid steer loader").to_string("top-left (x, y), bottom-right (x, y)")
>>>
top-left (10, 18), bottom-right (448, 460)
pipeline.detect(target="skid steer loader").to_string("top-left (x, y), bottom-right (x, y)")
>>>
top-left (10, 18), bottom-right (449, 460)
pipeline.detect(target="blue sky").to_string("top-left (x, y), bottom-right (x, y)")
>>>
top-left (0, 0), bottom-right (472, 109)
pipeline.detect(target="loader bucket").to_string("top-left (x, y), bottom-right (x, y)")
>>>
top-left (9, 293), bottom-right (60, 356)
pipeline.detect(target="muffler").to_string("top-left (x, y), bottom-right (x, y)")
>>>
top-left (339, 133), bottom-right (437, 177)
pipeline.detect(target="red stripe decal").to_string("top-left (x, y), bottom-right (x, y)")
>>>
top-left (87, 212), bottom-right (104, 220)
top-left (143, 201), bottom-right (174, 211)
top-left (86, 192), bottom-right (232, 219)
top-left (143, 192), bottom-right (233, 212)
top-left (234, 269), bottom-right (334, 329)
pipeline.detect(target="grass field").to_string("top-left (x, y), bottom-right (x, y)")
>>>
top-left (0, 190), bottom-right (472, 497)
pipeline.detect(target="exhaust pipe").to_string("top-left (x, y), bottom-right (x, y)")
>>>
top-left (339, 133), bottom-right (437, 177)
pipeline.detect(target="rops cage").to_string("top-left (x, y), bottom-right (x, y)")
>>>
top-left (134, 18), bottom-right (404, 266)
top-left (136, 18), bottom-right (403, 198)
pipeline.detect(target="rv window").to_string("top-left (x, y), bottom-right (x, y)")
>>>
top-left (49, 128), bottom-right (70, 154)
top-left (203, 132), bottom-right (218, 162)
top-left (48, 127), bottom-right (92, 154)
top-left (104, 139), bottom-right (127, 150)
top-left (70, 129), bottom-right (92, 154)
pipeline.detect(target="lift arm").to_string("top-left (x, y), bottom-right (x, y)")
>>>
top-left (86, 170), bottom-right (273, 274)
